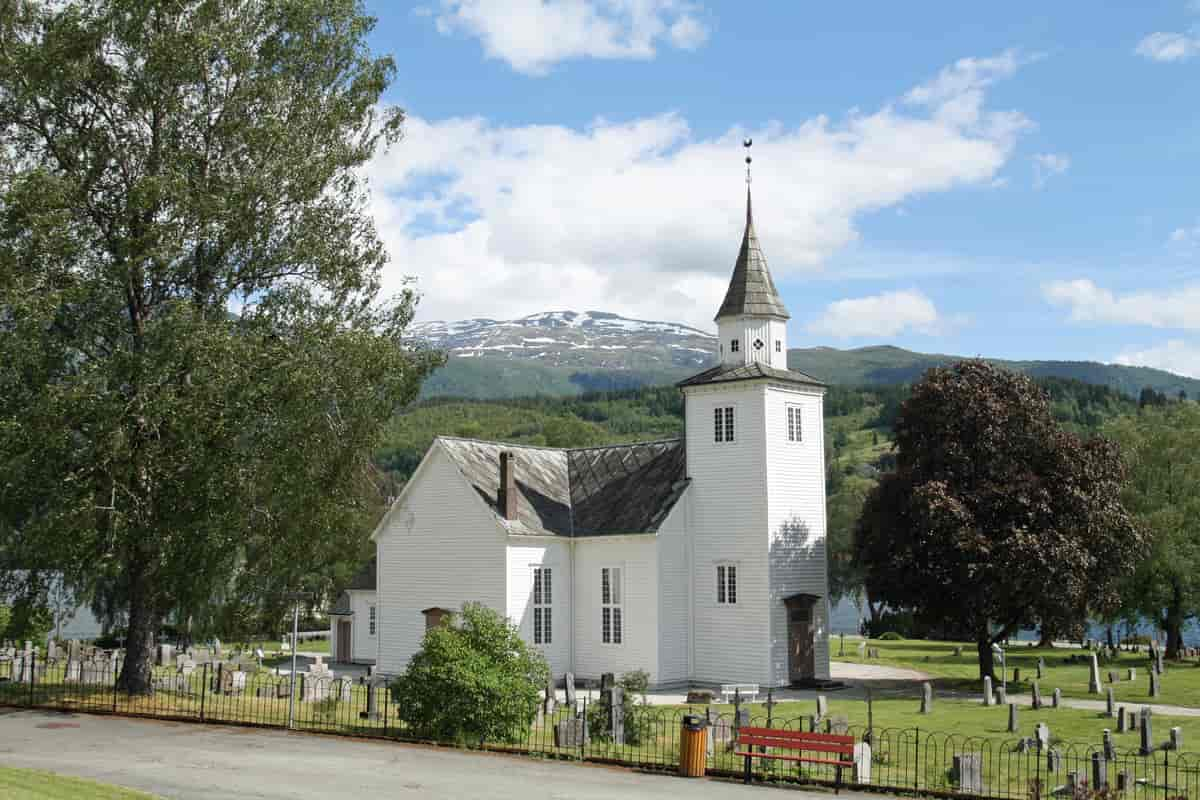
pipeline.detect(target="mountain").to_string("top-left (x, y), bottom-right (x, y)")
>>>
top-left (412, 311), bottom-right (1200, 400)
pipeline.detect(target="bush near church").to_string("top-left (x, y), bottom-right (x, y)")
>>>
top-left (586, 669), bottom-right (654, 746)
top-left (391, 603), bottom-right (549, 744)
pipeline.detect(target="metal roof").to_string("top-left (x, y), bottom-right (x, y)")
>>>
top-left (436, 437), bottom-right (688, 537)
top-left (676, 361), bottom-right (826, 389)
top-left (714, 187), bottom-right (790, 322)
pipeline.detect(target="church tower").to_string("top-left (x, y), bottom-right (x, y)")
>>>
top-left (678, 141), bottom-right (831, 688)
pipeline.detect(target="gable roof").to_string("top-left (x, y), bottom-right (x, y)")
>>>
top-left (435, 437), bottom-right (687, 537)
top-left (677, 361), bottom-right (826, 389)
top-left (715, 187), bottom-right (790, 322)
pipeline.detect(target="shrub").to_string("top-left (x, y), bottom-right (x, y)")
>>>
top-left (390, 602), bottom-right (549, 745)
top-left (585, 669), bottom-right (655, 746)
top-left (878, 631), bottom-right (904, 641)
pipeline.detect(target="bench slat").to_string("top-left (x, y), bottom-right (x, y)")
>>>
top-left (738, 738), bottom-right (854, 755)
top-left (735, 751), bottom-right (854, 767)
top-left (738, 727), bottom-right (855, 745)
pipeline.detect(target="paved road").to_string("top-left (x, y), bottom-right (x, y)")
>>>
top-left (0, 709), bottom-right (854, 800)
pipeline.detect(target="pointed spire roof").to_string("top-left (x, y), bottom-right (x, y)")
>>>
top-left (715, 184), bottom-right (790, 322)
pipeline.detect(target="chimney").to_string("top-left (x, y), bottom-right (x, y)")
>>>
top-left (499, 451), bottom-right (518, 520)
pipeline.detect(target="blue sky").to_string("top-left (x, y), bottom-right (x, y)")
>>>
top-left (362, 1), bottom-right (1200, 376)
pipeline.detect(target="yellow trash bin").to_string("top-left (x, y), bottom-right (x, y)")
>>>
top-left (679, 715), bottom-right (708, 777)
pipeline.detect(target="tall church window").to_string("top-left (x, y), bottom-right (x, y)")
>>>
top-left (787, 405), bottom-right (802, 442)
top-left (775, 341), bottom-right (782, 353)
top-left (533, 567), bottom-right (552, 645)
top-left (717, 564), bottom-right (737, 605)
top-left (601, 567), bottom-right (623, 644)
top-left (714, 407), bottom-right (735, 443)
top-left (369, 605), bottom-right (377, 636)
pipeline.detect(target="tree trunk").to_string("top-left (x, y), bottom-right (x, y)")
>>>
top-left (1037, 626), bottom-right (1054, 648)
top-left (117, 563), bottom-right (158, 695)
top-left (977, 638), bottom-right (995, 681)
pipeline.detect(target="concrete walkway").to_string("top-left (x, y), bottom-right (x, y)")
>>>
top-left (0, 709), bottom-right (869, 800)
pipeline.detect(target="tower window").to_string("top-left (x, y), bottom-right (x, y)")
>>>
top-left (717, 564), bottom-right (737, 605)
top-left (730, 339), bottom-right (740, 352)
top-left (714, 406), bottom-right (735, 443)
top-left (787, 405), bottom-right (802, 442)
top-left (775, 341), bottom-right (782, 353)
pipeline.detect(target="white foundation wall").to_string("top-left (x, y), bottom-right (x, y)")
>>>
top-left (348, 590), bottom-right (377, 664)
top-left (506, 539), bottom-right (571, 677)
top-left (655, 501), bottom-right (690, 686)
top-left (765, 385), bottom-right (831, 683)
top-left (572, 536), bottom-right (659, 684)
top-left (374, 445), bottom-right (507, 675)
top-left (683, 382), bottom-right (772, 686)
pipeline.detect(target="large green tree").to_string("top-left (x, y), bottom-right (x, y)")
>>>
top-left (0, 0), bottom-right (439, 692)
top-left (854, 361), bottom-right (1144, 679)
top-left (1104, 403), bottom-right (1200, 659)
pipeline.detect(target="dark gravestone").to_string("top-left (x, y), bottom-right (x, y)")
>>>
top-left (1106, 688), bottom-right (1115, 717)
top-left (1052, 688), bottom-right (1061, 708)
top-left (825, 714), bottom-right (850, 735)
top-left (1108, 670), bottom-right (1119, 684)
top-left (564, 673), bottom-right (576, 707)
top-left (1117, 707), bottom-right (1128, 733)
top-left (1031, 681), bottom-right (1042, 710)
top-left (1170, 727), bottom-right (1183, 751)
top-left (1103, 729), bottom-right (1115, 761)
top-left (1091, 752), bottom-right (1108, 789)
top-left (1117, 772), bottom-right (1133, 793)
top-left (1013, 668), bottom-right (1020, 683)
top-left (1046, 749), bottom-right (1062, 774)
top-left (953, 754), bottom-right (984, 794)
top-left (1140, 708), bottom-right (1154, 755)
top-left (1149, 670), bottom-right (1160, 698)
top-left (1007, 703), bottom-right (1019, 733)
top-left (607, 686), bottom-right (624, 745)
top-left (543, 677), bottom-right (557, 717)
top-left (1037, 657), bottom-right (1046, 679)
top-left (554, 718), bottom-right (588, 748)
top-left (599, 672), bottom-right (615, 692)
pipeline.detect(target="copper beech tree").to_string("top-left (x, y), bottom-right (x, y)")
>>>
top-left (0, 1), bottom-right (441, 693)
top-left (854, 361), bottom-right (1144, 679)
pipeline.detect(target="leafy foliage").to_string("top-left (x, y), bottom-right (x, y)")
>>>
top-left (585, 669), bottom-right (654, 746)
top-left (391, 603), bottom-right (549, 744)
top-left (853, 361), bottom-right (1145, 678)
top-left (0, 0), bottom-right (439, 691)
top-left (1104, 403), bottom-right (1200, 658)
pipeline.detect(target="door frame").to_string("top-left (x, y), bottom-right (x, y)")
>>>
top-left (783, 593), bottom-right (819, 685)
top-left (336, 618), bottom-right (353, 663)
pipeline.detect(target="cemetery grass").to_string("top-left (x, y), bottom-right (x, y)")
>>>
top-left (832, 637), bottom-right (1200, 709)
top-left (0, 766), bottom-right (159, 799)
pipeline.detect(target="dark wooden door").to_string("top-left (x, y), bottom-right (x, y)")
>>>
top-left (788, 604), bottom-right (815, 684)
top-left (337, 620), bottom-right (352, 662)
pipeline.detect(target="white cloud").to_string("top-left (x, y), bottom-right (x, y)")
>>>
top-left (1169, 220), bottom-right (1200, 245)
top-left (369, 53), bottom-right (1032, 330)
top-left (806, 290), bottom-right (964, 339)
top-left (1135, 31), bottom-right (1200, 62)
top-left (1032, 152), bottom-right (1070, 189)
top-left (431, 0), bottom-right (710, 75)
top-left (1043, 279), bottom-right (1200, 330)
top-left (1115, 340), bottom-right (1200, 379)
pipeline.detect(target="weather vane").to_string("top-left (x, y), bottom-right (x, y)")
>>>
top-left (744, 138), bottom-right (753, 185)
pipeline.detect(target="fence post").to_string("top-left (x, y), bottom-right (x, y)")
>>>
top-left (112, 658), bottom-right (119, 713)
top-left (199, 662), bottom-right (208, 722)
top-left (914, 727), bottom-right (920, 792)
top-left (28, 651), bottom-right (36, 707)
top-left (580, 695), bottom-right (587, 762)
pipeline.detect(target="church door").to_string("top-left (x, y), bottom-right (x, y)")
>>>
top-left (336, 620), bottom-right (352, 663)
top-left (785, 595), bottom-right (817, 684)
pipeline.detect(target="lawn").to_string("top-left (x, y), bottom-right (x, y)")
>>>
top-left (833, 636), bottom-right (1200, 709)
top-left (0, 766), bottom-right (158, 799)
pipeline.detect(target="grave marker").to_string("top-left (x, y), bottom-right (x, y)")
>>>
top-left (953, 754), bottom-right (983, 794)
top-left (920, 682), bottom-right (933, 714)
top-left (1088, 654), bottom-right (1102, 694)
top-left (1007, 703), bottom-right (1019, 733)
top-left (982, 676), bottom-right (993, 706)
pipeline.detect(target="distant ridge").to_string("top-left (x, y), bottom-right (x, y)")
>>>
top-left (411, 311), bottom-right (1200, 400)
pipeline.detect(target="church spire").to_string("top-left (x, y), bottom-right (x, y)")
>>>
top-left (714, 139), bottom-right (790, 322)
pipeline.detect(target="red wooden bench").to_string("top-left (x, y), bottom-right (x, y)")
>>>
top-left (734, 727), bottom-right (856, 790)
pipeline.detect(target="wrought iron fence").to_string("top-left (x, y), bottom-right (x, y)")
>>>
top-left (1, 654), bottom-right (1197, 800)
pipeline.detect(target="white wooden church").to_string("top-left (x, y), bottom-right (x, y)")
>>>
top-left (345, 168), bottom-right (832, 689)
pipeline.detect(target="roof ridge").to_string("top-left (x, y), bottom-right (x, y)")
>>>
top-left (436, 434), bottom-right (683, 453)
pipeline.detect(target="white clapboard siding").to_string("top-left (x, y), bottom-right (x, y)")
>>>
top-left (506, 539), bottom-right (571, 677)
top-left (572, 536), bottom-right (659, 683)
top-left (765, 385), bottom-right (831, 683)
top-left (655, 499), bottom-right (690, 686)
top-left (374, 444), bottom-right (507, 675)
top-left (716, 317), bottom-right (788, 369)
top-left (683, 382), bottom-right (772, 685)
top-left (348, 590), bottom-right (377, 664)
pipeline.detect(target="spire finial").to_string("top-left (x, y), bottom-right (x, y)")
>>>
top-left (743, 138), bottom-right (753, 224)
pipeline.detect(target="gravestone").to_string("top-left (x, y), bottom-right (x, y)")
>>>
top-left (920, 682), bottom-right (933, 714)
top-left (1032, 681), bottom-right (1042, 710)
top-left (599, 672), bottom-right (615, 692)
top-left (65, 658), bottom-right (81, 682)
top-left (1013, 668), bottom-right (1020, 683)
top-left (543, 677), bottom-right (557, 717)
top-left (982, 676), bottom-right (994, 706)
top-left (1052, 688), bottom-right (1061, 708)
top-left (1066, 772), bottom-right (1081, 795)
top-left (1126, 708), bottom-right (1138, 733)
top-left (1007, 703), bottom-right (1019, 733)
top-left (554, 718), bottom-right (588, 748)
top-left (853, 742), bottom-right (872, 784)
top-left (815, 694), bottom-right (828, 721)
top-left (1103, 729), bottom-right (1115, 761)
top-left (564, 673), bottom-right (576, 707)
top-left (953, 753), bottom-right (984, 794)
top-left (995, 686), bottom-right (1007, 705)
top-left (1108, 670), bottom-right (1118, 684)
top-left (1046, 749), bottom-right (1062, 774)
top-left (1091, 752), bottom-right (1108, 789)
top-left (1127, 668), bottom-right (1136, 682)
top-left (705, 708), bottom-right (733, 755)
top-left (1037, 657), bottom-right (1046, 679)
top-left (685, 689), bottom-right (715, 704)
top-left (1139, 708), bottom-right (1153, 755)
top-left (1170, 727), bottom-right (1182, 751)
top-left (1088, 654), bottom-right (1102, 694)
top-left (825, 714), bottom-right (850, 735)
top-left (1117, 707), bottom-right (1128, 733)
top-left (1106, 688), bottom-right (1115, 717)
top-left (1149, 670), bottom-right (1160, 698)
top-left (157, 644), bottom-right (174, 667)
top-left (1035, 723), bottom-right (1050, 751)
top-left (607, 686), bottom-right (624, 745)
top-left (1117, 772), bottom-right (1133, 793)
top-left (953, 646), bottom-right (963, 657)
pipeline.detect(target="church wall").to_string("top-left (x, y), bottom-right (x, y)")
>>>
top-left (683, 382), bottom-right (772, 686)
top-left (347, 589), bottom-right (377, 664)
top-left (374, 444), bottom-right (507, 675)
top-left (764, 384), bottom-right (831, 683)
top-left (655, 499), bottom-right (690, 686)
top-left (506, 538), bottom-right (571, 677)
top-left (571, 535), bottom-right (660, 684)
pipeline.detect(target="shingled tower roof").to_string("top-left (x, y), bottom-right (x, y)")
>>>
top-left (714, 186), bottom-right (790, 322)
